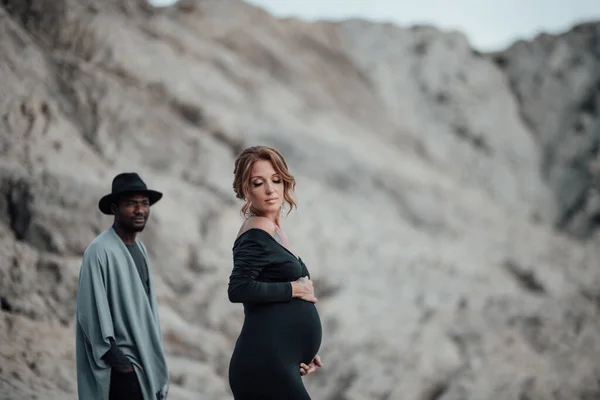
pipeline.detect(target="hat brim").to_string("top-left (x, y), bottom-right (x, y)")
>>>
top-left (98, 190), bottom-right (163, 215)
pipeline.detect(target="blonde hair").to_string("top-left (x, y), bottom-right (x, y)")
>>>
top-left (233, 146), bottom-right (297, 216)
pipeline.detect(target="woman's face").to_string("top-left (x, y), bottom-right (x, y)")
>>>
top-left (248, 159), bottom-right (284, 215)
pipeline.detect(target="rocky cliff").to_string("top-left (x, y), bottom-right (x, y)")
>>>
top-left (1, 0), bottom-right (599, 399)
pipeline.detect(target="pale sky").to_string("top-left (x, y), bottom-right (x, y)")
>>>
top-left (149, 0), bottom-right (600, 51)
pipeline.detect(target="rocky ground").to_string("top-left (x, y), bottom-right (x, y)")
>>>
top-left (1, 0), bottom-right (599, 399)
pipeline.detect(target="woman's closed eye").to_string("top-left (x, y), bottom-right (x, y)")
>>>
top-left (253, 179), bottom-right (281, 187)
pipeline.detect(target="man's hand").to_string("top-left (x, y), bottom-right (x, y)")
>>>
top-left (291, 276), bottom-right (317, 303)
top-left (300, 355), bottom-right (323, 376)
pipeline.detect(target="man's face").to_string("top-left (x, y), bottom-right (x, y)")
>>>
top-left (113, 193), bottom-right (150, 232)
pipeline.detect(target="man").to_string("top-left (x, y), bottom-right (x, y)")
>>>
top-left (76, 172), bottom-right (169, 400)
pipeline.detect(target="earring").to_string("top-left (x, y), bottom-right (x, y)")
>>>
top-left (245, 200), bottom-right (257, 218)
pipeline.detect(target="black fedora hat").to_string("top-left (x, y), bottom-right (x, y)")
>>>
top-left (98, 172), bottom-right (163, 215)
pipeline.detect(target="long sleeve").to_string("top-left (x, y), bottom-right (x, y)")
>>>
top-left (228, 236), bottom-right (292, 304)
top-left (299, 258), bottom-right (310, 279)
top-left (76, 245), bottom-right (115, 367)
top-left (101, 338), bottom-right (133, 372)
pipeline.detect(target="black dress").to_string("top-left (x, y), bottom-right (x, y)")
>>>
top-left (228, 228), bottom-right (323, 400)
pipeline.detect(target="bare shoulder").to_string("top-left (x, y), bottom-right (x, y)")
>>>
top-left (236, 217), bottom-right (276, 239)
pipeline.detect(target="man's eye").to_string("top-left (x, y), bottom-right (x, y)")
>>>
top-left (125, 201), bottom-right (149, 206)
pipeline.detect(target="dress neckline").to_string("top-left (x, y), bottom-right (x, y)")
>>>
top-left (234, 228), bottom-right (301, 261)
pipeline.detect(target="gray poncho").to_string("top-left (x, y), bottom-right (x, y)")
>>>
top-left (75, 227), bottom-right (169, 399)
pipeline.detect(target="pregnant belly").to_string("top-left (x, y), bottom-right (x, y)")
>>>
top-left (241, 299), bottom-right (322, 364)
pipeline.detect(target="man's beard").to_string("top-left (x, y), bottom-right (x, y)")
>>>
top-left (128, 223), bottom-right (146, 232)
top-left (119, 218), bottom-right (147, 233)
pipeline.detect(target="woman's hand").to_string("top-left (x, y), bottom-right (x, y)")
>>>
top-left (300, 355), bottom-right (323, 376)
top-left (290, 276), bottom-right (317, 303)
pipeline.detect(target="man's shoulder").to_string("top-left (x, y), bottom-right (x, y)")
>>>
top-left (82, 229), bottom-right (115, 259)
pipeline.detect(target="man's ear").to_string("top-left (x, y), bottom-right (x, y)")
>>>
top-left (110, 203), bottom-right (118, 215)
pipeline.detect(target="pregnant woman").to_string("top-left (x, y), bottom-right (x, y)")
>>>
top-left (227, 146), bottom-right (323, 399)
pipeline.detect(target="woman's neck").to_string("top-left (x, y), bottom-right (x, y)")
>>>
top-left (249, 207), bottom-right (281, 228)
top-left (266, 213), bottom-right (281, 229)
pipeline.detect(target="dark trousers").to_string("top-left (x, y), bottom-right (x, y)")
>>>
top-left (109, 368), bottom-right (143, 400)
